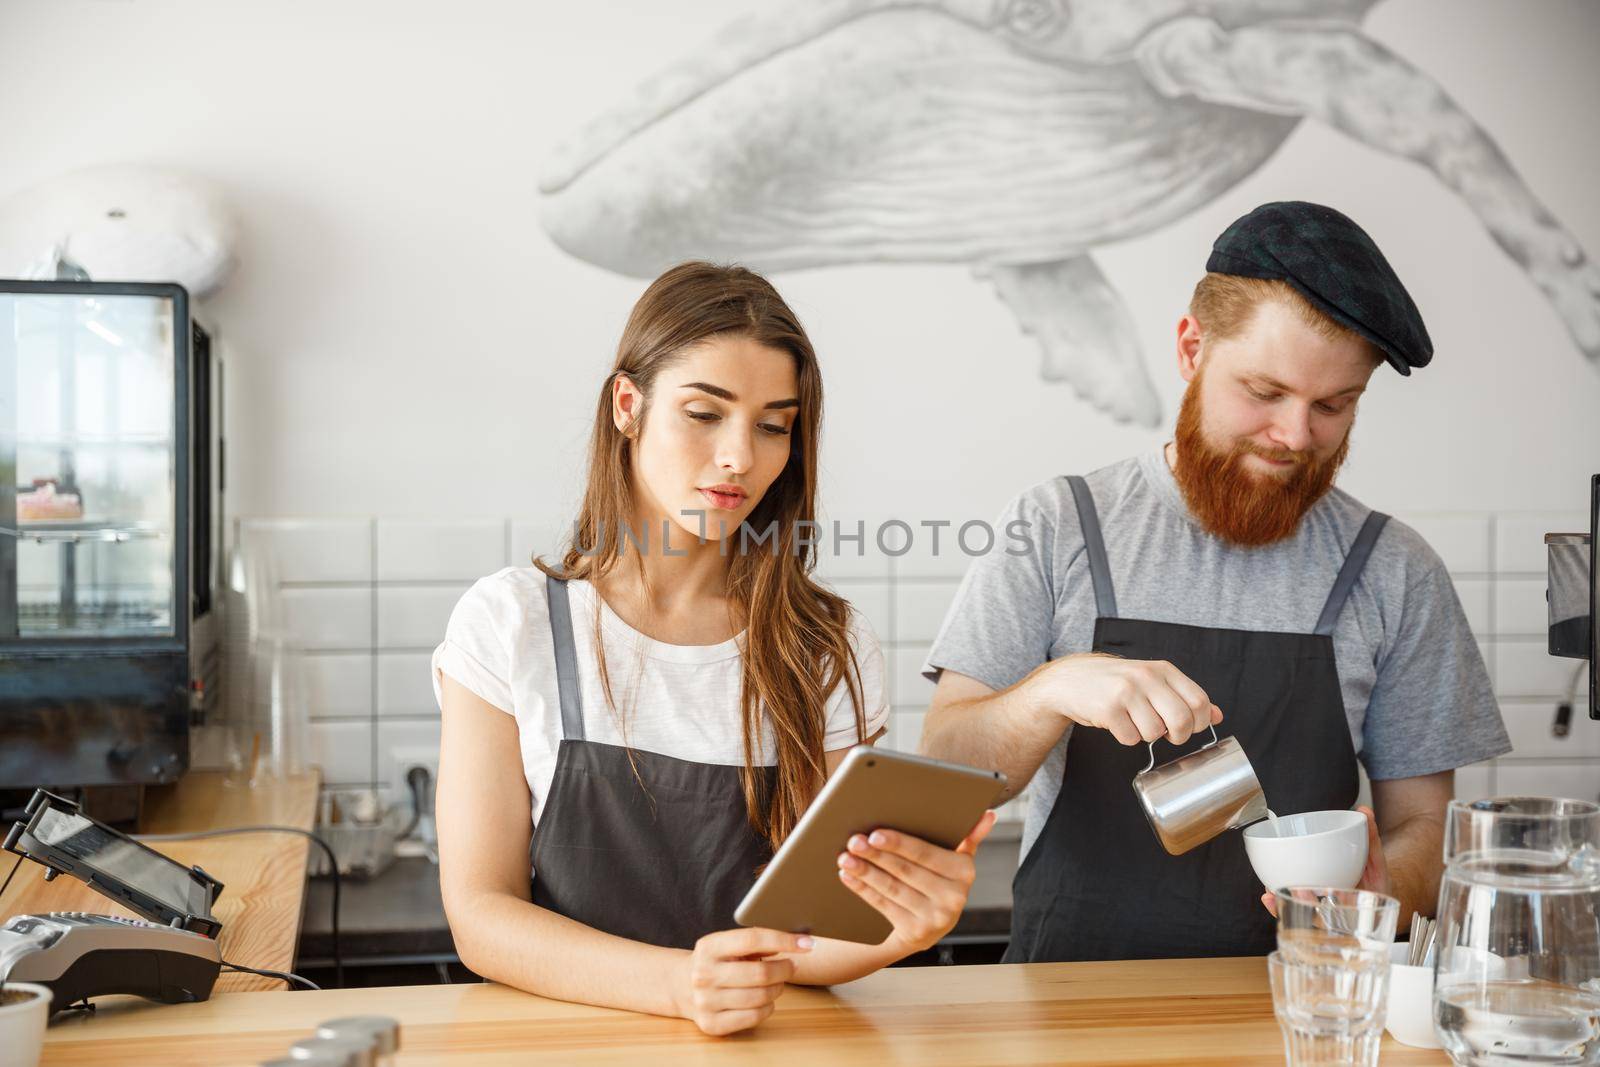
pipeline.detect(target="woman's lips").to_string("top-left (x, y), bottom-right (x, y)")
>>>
top-left (699, 488), bottom-right (746, 510)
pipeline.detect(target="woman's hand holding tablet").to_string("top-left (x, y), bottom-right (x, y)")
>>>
top-left (836, 809), bottom-right (999, 953)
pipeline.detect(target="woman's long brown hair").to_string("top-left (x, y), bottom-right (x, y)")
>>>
top-left (535, 261), bottom-right (866, 849)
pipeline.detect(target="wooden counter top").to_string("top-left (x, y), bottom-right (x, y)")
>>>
top-left (40, 956), bottom-right (1449, 1066)
top-left (2, 770), bottom-right (320, 994)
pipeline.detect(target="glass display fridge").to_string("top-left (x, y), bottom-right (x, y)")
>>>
top-left (0, 281), bottom-right (222, 788)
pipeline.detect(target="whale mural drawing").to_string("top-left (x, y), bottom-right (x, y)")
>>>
top-left (539, 0), bottom-right (1600, 426)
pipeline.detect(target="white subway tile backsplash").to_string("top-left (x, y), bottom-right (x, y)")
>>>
top-left (377, 585), bottom-right (469, 649)
top-left (884, 710), bottom-right (927, 753)
top-left (1453, 761), bottom-right (1495, 801)
top-left (890, 646), bottom-right (936, 709)
top-left (309, 720), bottom-right (374, 787)
top-left (1500, 698), bottom-right (1600, 760)
top-left (510, 520), bottom-right (568, 569)
top-left (1496, 639), bottom-right (1591, 703)
top-left (248, 509), bottom-right (1598, 819)
top-left (1494, 514), bottom-right (1588, 575)
top-left (377, 652), bottom-right (439, 719)
top-left (891, 520), bottom-right (988, 579)
top-left (812, 530), bottom-right (896, 582)
top-left (826, 579), bottom-right (892, 645)
top-left (895, 580), bottom-right (961, 645)
top-left (239, 518), bottom-right (372, 584)
top-left (1452, 579), bottom-right (1491, 637)
top-left (1494, 578), bottom-right (1550, 638)
top-left (1493, 762), bottom-right (1600, 804)
top-left (1394, 514), bottom-right (1490, 575)
top-left (376, 519), bottom-right (506, 582)
top-left (279, 587), bottom-right (371, 649)
top-left (299, 653), bottom-right (372, 721)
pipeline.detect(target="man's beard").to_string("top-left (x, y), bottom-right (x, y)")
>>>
top-left (1172, 375), bottom-right (1351, 547)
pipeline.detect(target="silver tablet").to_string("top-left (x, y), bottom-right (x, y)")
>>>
top-left (734, 747), bottom-right (1007, 945)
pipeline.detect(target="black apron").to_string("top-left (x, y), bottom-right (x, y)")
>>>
top-left (1003, 476), bottom-right (1385, 963)
top-left (528, 576), bottom-right (775, 950)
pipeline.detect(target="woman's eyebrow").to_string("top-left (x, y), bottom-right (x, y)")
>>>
top-left (680, 382), bottom-right (800, 409)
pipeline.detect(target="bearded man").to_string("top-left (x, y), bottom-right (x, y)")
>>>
top-left (919, 201), bottom-right (1509, 962)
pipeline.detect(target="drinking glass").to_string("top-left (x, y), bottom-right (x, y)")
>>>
top-left (1269, 888), bottom-right (1399, 1066)
top-left (1276, 887), bottom-right (1400, 968)
top-left (1269, 949), bottom-right (1391, 1067)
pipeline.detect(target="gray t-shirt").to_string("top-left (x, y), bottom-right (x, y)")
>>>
top-left (923, 448), bottom-right (1510, 861)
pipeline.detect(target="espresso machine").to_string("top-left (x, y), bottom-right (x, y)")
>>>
top-left (1544, 474), bottom-right (1599, 723)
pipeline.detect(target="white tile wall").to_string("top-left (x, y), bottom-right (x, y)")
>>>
top-left (826, 579), bottom-right (892, 646)
top-left (309, 720), bottom-right (373, 787)
top-left (510, 520), bottom-right (568, 569)
top-left (1500, 698), bottom-right (1600, 759)
top-left (1495, 514), bottom-right (1589, 574)
top-left (1495, 578), bottom-right (1550, 638)
top-left (1452, 579), bottom-right (1491, 637)
top-left (376, 519), bottom-right (506, 582)
top-left (812, 534), bottom-right (895, 582)
top-left (1453, 761), bottom-right (1495, 801)
top-left (1393, 514), bottom-right (1490, 575)
top-left (278, 587), bottom-right (370, 650)
top-left (242, 511), bottom-right (1599, 816)
top-left (883, 710), bottom-right (926, 754)
top-left (894, 580), bottom-right (962, 645)
top-left (892, 522), bottom-right (990, 579)
top-left (1497, 640), bottom-right (1591, 702)
top-left (377, 652), bottom-right (440, 719)
top-left (300, 653), bottom-right (372, 721)
top-left (1494, 762), bottom-right (1600, 803)
top-left (239, 518), bottom-right (372, 584)
top-left (377, 585), bottom-right (471, 649)
top-left (889, 646), bottom-right (935, 709)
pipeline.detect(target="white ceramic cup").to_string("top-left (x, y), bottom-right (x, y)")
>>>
top-left (0, 981), bottom-right (52, 1067)
top-left (1242, 809), bottom-right (1368, 892)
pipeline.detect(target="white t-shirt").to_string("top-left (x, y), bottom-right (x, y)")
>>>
top-left (431, 567), bottom-right (890, 826)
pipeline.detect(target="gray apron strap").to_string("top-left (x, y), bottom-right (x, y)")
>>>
top-left (1065, 475), bottom-right (1118, 619)
top-left (545, 574), bottom-right (586, 742)
top-left (1313, 512), bottom-right (1390, 637)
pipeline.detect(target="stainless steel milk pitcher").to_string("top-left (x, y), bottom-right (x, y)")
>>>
top-left (1133, 726), bottom-right (1269, 855)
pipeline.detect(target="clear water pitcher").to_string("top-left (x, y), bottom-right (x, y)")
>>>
top-left (1433, 796), bottom-right (1600, 1066)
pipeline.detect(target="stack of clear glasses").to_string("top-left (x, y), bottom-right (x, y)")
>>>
top-left (1269, 887), bottom-right (1400, 1066)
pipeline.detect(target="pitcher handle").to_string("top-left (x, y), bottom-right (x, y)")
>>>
top-left (1140, 724), bottom-right (1221, 775)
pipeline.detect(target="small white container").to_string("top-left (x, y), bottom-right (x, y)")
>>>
top-left (1384, 941), bottom-right (1511, 1050)
top-left (0, 982), bottom-right (53, 1067)
top-left (1384, 942), bottom-right (1439, 1049)
top-left (1242, 809), bottom-right (1368, 891)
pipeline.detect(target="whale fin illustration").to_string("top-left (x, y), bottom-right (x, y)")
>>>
top-left (984, 256), bottom-right (1162, 428)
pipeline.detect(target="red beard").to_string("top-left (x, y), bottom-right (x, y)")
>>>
top-left (1172, 376), bottom-right (1350, 547)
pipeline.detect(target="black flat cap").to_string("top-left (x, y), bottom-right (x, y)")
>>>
top-left (1207, 201), bottom-right (1432, 375)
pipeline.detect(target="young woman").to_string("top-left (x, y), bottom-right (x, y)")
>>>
top-left (433, 262), bottom-right (995, 1036)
